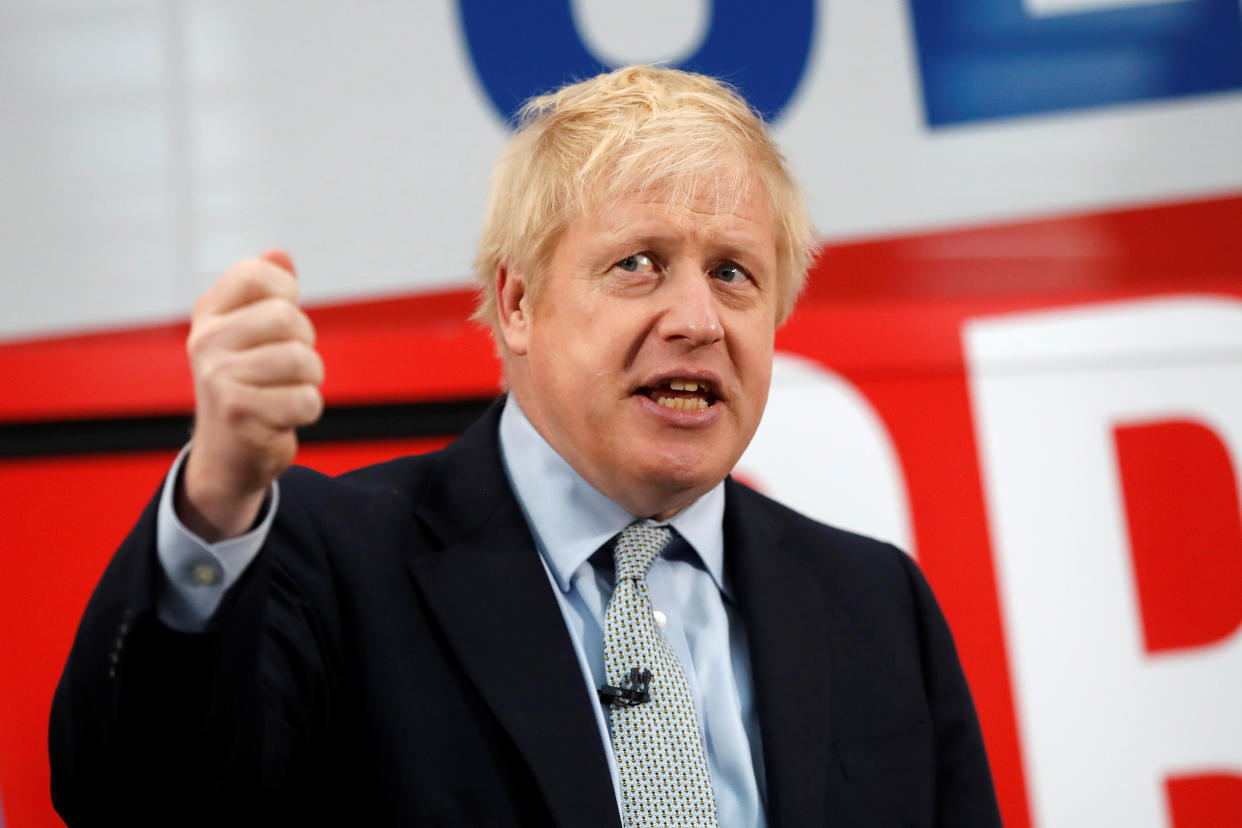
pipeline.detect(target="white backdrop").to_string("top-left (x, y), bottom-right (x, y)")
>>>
top-left (4, 0), bottom-right (1241, 340)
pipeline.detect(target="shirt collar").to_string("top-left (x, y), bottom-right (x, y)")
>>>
top-left (497, 395), bottom-right (727, 597)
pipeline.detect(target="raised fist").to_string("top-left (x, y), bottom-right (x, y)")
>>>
top-left (177, 250), bottom-right (324, 541)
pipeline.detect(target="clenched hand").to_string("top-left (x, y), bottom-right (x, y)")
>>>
top-left (177, 250), bottom-right (324, 541)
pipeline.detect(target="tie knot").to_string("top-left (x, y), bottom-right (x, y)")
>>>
top-left (613, 523), bottom-right (672, 581)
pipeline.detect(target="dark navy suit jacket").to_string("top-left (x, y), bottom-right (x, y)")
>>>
top-left (51, 401), bottom-right (1002, 826)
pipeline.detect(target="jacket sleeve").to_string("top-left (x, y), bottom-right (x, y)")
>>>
top-left (49, 471), bottom-right (342, 827)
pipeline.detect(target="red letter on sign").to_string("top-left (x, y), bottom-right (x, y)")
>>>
top-left (1165, 773), bottom-right (1242, 828)
top-left (1116, 419), bottom-right (1242, 654)
top-left (1117, 419), bottom-right (1242, 828)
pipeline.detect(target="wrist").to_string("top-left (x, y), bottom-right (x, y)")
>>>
top-left (178, 452), bottom-right (269, 542)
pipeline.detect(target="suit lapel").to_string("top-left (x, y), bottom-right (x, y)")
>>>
top-left (405, 403), bottom-right (620, 827)
top-left (727, 479), bottom-right (831, 828)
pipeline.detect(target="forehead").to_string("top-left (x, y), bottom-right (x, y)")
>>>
top-left (576, 174), bottom-right (777, 250)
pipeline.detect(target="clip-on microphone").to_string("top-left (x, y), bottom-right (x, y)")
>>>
top-left (598, 667), bottom-right (652, 707)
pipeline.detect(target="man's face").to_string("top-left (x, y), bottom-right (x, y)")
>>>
top-left (501, 174), bottom-right (781, 518)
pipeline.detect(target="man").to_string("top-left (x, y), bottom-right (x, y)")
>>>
top-left (51, 66), bottom-right (1002, 826)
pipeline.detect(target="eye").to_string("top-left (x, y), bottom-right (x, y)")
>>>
top-left (616, 253), bottom-right (655, 273)
top-left (710, 261), bottom-right (749, 284)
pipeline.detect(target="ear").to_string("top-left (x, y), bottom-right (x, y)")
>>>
top-left (495, 264), bottom-right (531, 355)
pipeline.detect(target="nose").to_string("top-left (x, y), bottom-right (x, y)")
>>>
top-left (658, 270), bottom-right (723, 347)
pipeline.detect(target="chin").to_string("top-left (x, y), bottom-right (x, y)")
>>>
top-left (633, 451), bottom-right (727, 502)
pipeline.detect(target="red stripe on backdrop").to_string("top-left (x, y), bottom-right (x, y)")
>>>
top-left (0, 289), bottom-right (501, 423)
top-left (2, 193), bottom-right (1240, 424)
top-left (809, 192), bottom-right (1242, 303)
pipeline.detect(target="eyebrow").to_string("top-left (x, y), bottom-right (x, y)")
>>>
top-left (599, 220), bottom-right (772, 255)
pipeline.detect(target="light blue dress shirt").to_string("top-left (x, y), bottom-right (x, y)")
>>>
top-left (155, 396), bottom-right (766, 826)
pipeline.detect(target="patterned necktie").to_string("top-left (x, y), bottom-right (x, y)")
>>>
top-left (603, 523), bottom-right (719, 827)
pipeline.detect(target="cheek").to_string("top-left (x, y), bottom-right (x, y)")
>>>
top-left (736, 360), bottom-right (775, 434)
top-left (530, 314), bottom-right (591, 376)
top-left (533, 334), bottom-right (616, 425)
top-left (735, 329), bottom-right (775, 393)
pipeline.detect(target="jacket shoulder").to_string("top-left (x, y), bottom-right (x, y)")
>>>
top-left (725, 478), bottom-right (927, 624)
top-left (728, 478), bottom-right (909, 567)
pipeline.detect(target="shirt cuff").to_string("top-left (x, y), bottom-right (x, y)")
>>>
top-left (155, 444), bottom-right (279, 632)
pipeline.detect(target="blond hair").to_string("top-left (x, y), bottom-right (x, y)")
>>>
top-left (472, 65), bottom-right (815, 335)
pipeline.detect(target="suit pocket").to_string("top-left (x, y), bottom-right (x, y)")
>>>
top-left (833, 722), bottom-right (935, 779)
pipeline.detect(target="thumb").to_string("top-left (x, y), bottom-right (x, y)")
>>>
top-left (260, 248), bottom-right (297, 277)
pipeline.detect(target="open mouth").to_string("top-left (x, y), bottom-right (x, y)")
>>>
top-left (638, 378), bottom-right (718, 411)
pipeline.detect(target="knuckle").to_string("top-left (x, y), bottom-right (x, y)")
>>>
top-left (273, 267), bottom-right (299, 302)
top-left (235, 261), bottom-right (281, 305)
top-left (302, 313), bottom-right (317, 345)
top-left (201, 305), bottom-right (240, 339)
top-left (186, 321), bottom-right (218, 362)
top-left (186, 327), bottom-right (205, 359)
top-left (195, 353), bottom-right (227, 385)
top-left (291, 343), bottom-right (320, 380)
top-left (268, 298), bottom-right (300, 334)
top-left (307, 349), bottom-right (326, 384)
top-left (286, 305), bottom-right (313, 342)
top-left (301, 385), bottom-right (324, 422)
top-left (242, 258), bottom-right (296, 300)
top-left (235, 259), bottom-right (267, 289)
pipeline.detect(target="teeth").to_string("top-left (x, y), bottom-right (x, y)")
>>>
top-left (656, 396), bottom-right (708, 411)
top-left (666, 379), bottom-right (700, 392)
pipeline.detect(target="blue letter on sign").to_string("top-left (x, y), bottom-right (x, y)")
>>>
top-left (908, 0), bottom-right (1242, 126)
top-left (456, 0), bottom-right (815, 125)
